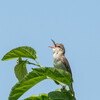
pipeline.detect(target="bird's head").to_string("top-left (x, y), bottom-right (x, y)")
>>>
top-left (48, 40), bottom-right (65, 55)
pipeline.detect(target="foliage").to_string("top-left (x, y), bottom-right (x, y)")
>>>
top-left (14, 58), bottom-right (28, 81)
top-left (2, 46), bottom-right (37, 61)
top-left (2, 46), bottom-right (76, 100)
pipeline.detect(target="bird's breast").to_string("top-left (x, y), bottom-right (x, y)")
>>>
top-left (53, 58), bottom-right (66, 70)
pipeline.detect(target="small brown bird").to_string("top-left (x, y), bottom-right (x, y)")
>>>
top-left (49, 40), bottom-right (74, 95)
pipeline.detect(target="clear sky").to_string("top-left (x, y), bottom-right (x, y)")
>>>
top-left (0, 0), bottom-right (100, 100)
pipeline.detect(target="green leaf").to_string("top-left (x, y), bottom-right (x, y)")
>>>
top-left (24, 93), bottom-right (50, 100)
top-left (8, 67), bottom-right (73, 100)
top-left (24, 90), bottom-right (76, 100)
top-left (48, 89), bottom-right (76, 100)
top-left (49, 91), bottom-right (66, 100)
top-left (33, 67), bottom-right (73, 85)
top-left (14, 60), bottom-right (28, 81)
top-left (2, 46), bottom-right (37, 61)
top-left (39, 93), bottom-right (50, 100)
top-left (8, 71), bottom-right (47, 100)
top-left (24, 95), bottom-right (42, 100)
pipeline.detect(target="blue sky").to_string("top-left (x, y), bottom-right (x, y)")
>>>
top-left (0, 0), bottom-right (100, 100)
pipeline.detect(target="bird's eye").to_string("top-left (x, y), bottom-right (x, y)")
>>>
top-left (58, 46), bottom-right (60, 48)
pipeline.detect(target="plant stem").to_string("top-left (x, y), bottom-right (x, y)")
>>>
top-left (27, 60), bottom-right (42, 68)
top-left (34, 60), bottom-right (42, 68)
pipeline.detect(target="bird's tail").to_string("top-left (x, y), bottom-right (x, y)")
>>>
top-left (69, 83), bottom-right (75, 96)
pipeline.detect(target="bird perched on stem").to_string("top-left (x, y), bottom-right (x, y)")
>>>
top-left (49, 40), bottom-right (74, 96)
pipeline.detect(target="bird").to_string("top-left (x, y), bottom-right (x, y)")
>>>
top-left (48, 40), bottom-right (74, 95)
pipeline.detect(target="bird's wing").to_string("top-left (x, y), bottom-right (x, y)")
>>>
top-left (61, 56), bottom-right (72, 76)
top-left (61, 56), bottom-right (74, 95)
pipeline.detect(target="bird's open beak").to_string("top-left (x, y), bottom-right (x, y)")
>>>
top-left (48, 39), bottom-right (56, 48)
